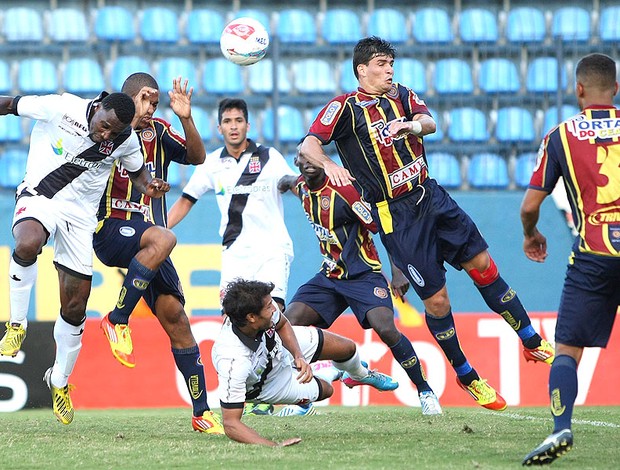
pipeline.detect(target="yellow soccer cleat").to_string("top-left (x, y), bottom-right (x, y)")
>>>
top-left (523, 339), bottom-right (555, 365)
top-left (457, 377), bottom-right (507, 411)
top-left (192, 411), bottom-right (225, 435)
top-left (0, 322), bottom-right (26, 357)
top-left (44, 367), bottom-right (75, 425)
top-left (100, 313), bottom-right (135, 368)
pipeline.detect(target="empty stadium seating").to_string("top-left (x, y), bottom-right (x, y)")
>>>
top-left (526, 57), bottom-right (568, 93)
top-left (110, 56), bottom-right (152, 91)
top-left (48, 8), bottom-right (89, 43)
top-left (467, 153), bottom-right (509, 189)
top-left (448, 108), bottom-right (488, 142)
top-left (459, 8), bottom-right (499, 43)
top-left (393, 59), bottom-right (427, 94)
top-left (551, 7), bottom-right (590, 42)
top-left (248, 59), bottom-right (292, 94)
top-left (412, 8), bottom-right (454, 44)
top-left (434, 59), bottom-right (473, 94)
top-left (4, 7), bottom-right (44, 42)
top-left (157, 58), bottom-right (198, 92)
top-left (293, 59), bottom-right (336, 94)
top-left (140, 7), bottom-right (180, 44)
top-left (94, 6), bottom-right (136, 42)
top-left (63, 58), bottom-right (106, 95)
top-left (202, 58), bottom-right (244, 94)
top-left (0, 60), bottom-right (11, 94)
top-left (321, 9), bottom-right (362, 44)
top-left (505, 7), bottom-right (546, 43)
top-left (427, 152), bottom-right (461, 188)
top-left (277, 9), bottom-right (316, 43)
top-left (186, 9), bottom-right (225, 44)
top-left (478, 58), bottom-right (520, 94)
top-left (600, 6), bottom-right (620, 42)
top-left (495, 107), bottom-right (536, 143)
top-left (367, 8), bottom-right (408, 43)
top-left (18, 58), bottom-right (58, 94)
top-left (514, 152), bottom-right (538, 188)
top-left (0, 147), bottom-right (27, 189)
top-left (262, 106), bottom-right (305, 143)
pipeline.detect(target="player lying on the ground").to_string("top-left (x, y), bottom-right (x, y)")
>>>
top-left (212, 278), bottom-right (398, 446)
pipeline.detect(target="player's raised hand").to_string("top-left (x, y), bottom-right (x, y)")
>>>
top-left (133, 86), bottom-right (158, 121)
top-left (169, 76), bottom-right (193, 119)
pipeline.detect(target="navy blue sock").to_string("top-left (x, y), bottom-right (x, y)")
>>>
top-left (109, 258), bottom-right (157, 325)
top-left (549, 354), bottom-right (578, 432)
top-left (425, 311), bottom-right (476, 383)
top-left (476, 276), bottom-right (541, 346)
top-left (173, 345), bottom-right (209, 416)
top-left (389, 334), bottom-right (432, 393)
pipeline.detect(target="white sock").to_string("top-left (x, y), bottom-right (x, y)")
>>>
top-left (312, 360), bottom-right (343, 382)
top-left (9, 257), bottom-right (38, 328)
top-left (51, 314), bottom-right (84, 387)
top-left (332, 349), bottom-right (368, 380)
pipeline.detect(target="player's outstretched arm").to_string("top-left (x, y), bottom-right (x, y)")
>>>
top-left (275, 314), bottom-right (313, 384)
top-left (167, 196), bottom-right (195, 228)
top-left (277, 175), bottom-right (298, 194)
top-left (300, 136), bottom-right (354, 187)
top-left (221, 407), bottom-right (302, 447)
top-left (0, 96), bottom-right (19, 115)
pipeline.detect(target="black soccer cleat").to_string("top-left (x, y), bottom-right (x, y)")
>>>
top-left (522, 429), bottom-right (573, 466)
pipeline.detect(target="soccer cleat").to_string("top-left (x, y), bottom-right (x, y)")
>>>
top-left (418, 390), bottom-right (442, 416)
top-left (522, 429), bottom-right (573, 466)
top-left (100, 313), bottom-right (135, 368)
top-left (0, 322), bottom-right (26, 357)
top-left (457, 377), bottom-right (507, 411)
top-left (192, 411), bottom-right (225, 435)
top-left (342, 361), bottom-right (399, 391)
top-left (243, 403), bottom-right (274, 416)
top-left (43, 367), bottom-right (75, 425)
top-left (275, 403), bottom-right (317, 417)
top-left (523, 339), bottom-right (555, 365)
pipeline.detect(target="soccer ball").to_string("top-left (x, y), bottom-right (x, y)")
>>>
top-left (220, 17), bottom-right (269, 66)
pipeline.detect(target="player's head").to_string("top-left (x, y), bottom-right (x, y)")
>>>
top-left (575, 53), bottom-right (618, 109)
top-left (295, 144), bottom-right (325, 187)
top-left (222, 279), bottom-right (276, 329)
top-left (353, 36), bottom-right (396, 94)
top-left (121, 72), bottom-right (160, 130)
top-left (217, 98), bottom-right (250, 148)
top-left (89, 92), bottom-right (135, 143)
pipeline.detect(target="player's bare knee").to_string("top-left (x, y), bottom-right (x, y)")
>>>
top-left (466, 255), bottom-right (499, 287)
top-left (317, 378), bottom-right (334, 400)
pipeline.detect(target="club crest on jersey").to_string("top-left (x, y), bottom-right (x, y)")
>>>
top-left (321, 101), bottom-right (341, 126)
top-left (386, 84), bottom-right (399, 99)
top-left (320, 196), bottom-right (330, 210)
top-left (99, 140), bottom-right (115, 155)
top-left (373, 287), bottom-right (389, 299)
top-left (140, 128), bottom-right (155, 142)
top-left (249, 156), bottom-right (261, 173)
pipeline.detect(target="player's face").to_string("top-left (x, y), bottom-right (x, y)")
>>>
top-left (134, 90), bottom-right (160, 130)
top-left (89, 107), bottom-right (129, 143)
top-left (296, 153), bottom-right (324, 184)
top-left (255, 295), bottom-right (277, 330)
top-left (218, 108), bottom-right (249, 147)
top-left (358, 54), bottom-right (394, 95)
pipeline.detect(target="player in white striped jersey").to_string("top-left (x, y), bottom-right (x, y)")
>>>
top-left (0, 91), bottom-right (169, 424)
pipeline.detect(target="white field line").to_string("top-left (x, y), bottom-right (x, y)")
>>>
top-left (489, 410), bottom-right (620, 428)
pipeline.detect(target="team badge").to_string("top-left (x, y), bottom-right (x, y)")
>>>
top-left (119, 226), bottom-right (136, 237)
top-left (320, 196), bottom-right (330, 210)
top-left (249, 156), bottom-right (261, 173)
top-left (140, 128), bottom-right (155, 142)
top-left (373, 287), bottom-right (389, 299)
top-left (99, 140), bottom-right (114, 155)
top-left (320, 101), bottom-right (341, 126)
top-left (386, 84), bottom-right (399, 99)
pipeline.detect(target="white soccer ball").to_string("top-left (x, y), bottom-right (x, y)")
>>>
top-left (220, 17), bottom-right (269, 66)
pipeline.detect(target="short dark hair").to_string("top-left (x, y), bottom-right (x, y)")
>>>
top-left (218, 98), bottom-right (248, 124)
top-left (121, 72), bottom-right (159, 97)
top-left (353, 36), bottom-right (396, 79)
top-left (222, 279), bottom-right (274, 328)
top-left (575, 53), bottom-right (617, 90)
top-left (101, 92), bottom-right (135, 125)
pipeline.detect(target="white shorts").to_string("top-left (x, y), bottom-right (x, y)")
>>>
top-left (220, 246), bottom-right (293, 302)
top-left (13, 194), bottom-right (95, 277)
top-left (254, 326), bottom-right (322, 405)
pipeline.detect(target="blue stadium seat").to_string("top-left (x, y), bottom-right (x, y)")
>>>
top-left (599, 6), bottom-right (620, 42)
top-left (110, 56), bottom-right (151, 92)
top-left (526, 57), bottom-right (567, 93)
top-left (186, 9), bottom-right (225, 44)
top-left (426, 152), bottom-right (461, 188)
top-left (459, 8), bottom-right (498, 43)
top-left (367, 8), bottom-right (408, 44)
top-left (506, 7), bottom-right (546, 43)
top-left (248, 59), bottom-right (291, 94)
top-left (340, 59), bottom-right (358, 93)
top-left (156, 57), bottom-right (198, 93)
top-left (542, 105), bottom-right (580, 135)
top-left (412, 8), bottom-right (454, 44)
top-left (448, 108), bottom-right (488, 142)
top-left (495, 107), bottom-right (536, 143)
top-left (0, 60), bottom-right (12, 94)
top-left (94, 6), bottom-right (136, 42)
top-left (262, 106), bottom-right (305, 143)
top-left (293, 59), bottom-right (336, 94)
top-left (0, 148), bottom-right (27, 188)
top-left (0, 115), bottom-right (23, 142)
top-left (393, 59), bottom-right (427, 94)
top-left (514, 152), bottom-right (538, 188)
top-left (434, 58), bottom-right (473, 94)
top-left (467, 153), bottom-right (509, 189)
top-left (277, 9), bottom-right (316, 44)
top-left (551, 7), bottom-right (590, 42)
top-left (202, 58), bottom-right (244, 94)
top-left (63, 58), bottom-right (105, 95)
top-left (141, 7), bottom-right (180, 44)
top-left (479, 58), bottom-right (520, 94)
top-left (191, 107), bottom-right (213, 142)
top-left (424, 108), bottom-right (444, 143)
top-left (18, 59), bottom-right (58, 94)
top-left (48, 8), bottom-right (89, 42)
top-left (234, 9), bottom-right (271, 29)
top-left (4, 7), bottom-right (44, 42)
top-left (321, 9), bottom-right (362, 44)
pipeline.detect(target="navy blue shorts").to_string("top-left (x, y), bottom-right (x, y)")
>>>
top-left (289, 271), bottom-right (393, 329)
top-left (93, 218), bottom-right (185, 311)
top-left (555, 251), bottom-right (620, 348)
top-left (373, 178), bottom-right (488, 300)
